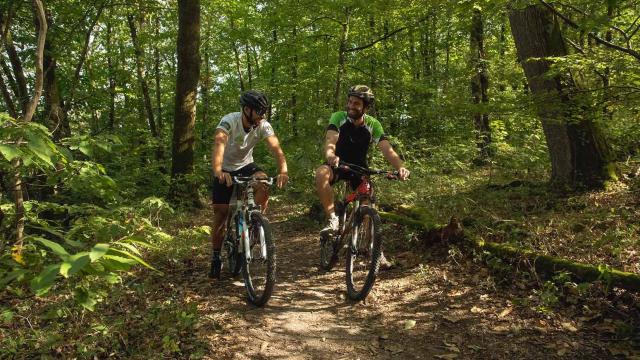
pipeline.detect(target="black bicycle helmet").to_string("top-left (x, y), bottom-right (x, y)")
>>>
top-left (240, 90), bottom-right (270, 116)
top-left (347, 85), bottom-right (374, 107)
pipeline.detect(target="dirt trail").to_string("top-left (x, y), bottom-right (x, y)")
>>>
top-left (181, 203), bottom-right (638, 359)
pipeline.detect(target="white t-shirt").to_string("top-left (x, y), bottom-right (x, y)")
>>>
top-left (216, 112), bottom-right (275, 171)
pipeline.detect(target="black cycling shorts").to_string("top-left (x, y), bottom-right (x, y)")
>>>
top-left (328, 163), bottom-right (363, 190)
top-left (211, 163), bottom-right (262, 205)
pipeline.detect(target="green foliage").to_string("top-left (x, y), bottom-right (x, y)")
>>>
top-left (1, 0), bottom-right (639, 355)
top-left (0, 115), bottom-right (69, 171)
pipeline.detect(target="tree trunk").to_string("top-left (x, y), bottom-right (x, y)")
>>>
top-left (509, 5), bottom-right (613, 189)
top-left (128, 14), bottom-right (158, 138)
top-left (1, 14), bottom-right (29, 112)
top-left (368, 15), bottom-right (378, 102)
top-left (601, 4), bottom-right (613, 121)
top-left (229, 18), bottom-right (245, 91)
top-left (0, 70), bottom-right (16, 117)
top-left (170, 0), bottom-right (200, 202)
top-left (245, 44), bottom-right (252, 89)
top-left (12, 0), bottom-right (47, 249)
top-left (333, 8), bottom-right (351, 111)
top-left (42, 10), bottom-right (68, 141)
top-left (470, 9), bottom-right (491, 163)
top-left (201, 50), bottom-right (210, 127)
top-left (268, 29), bottom-right (276, 123)
top-left (106, 19), bottom-right (116, 130)
top-left (498, 13), bottom-right (506, 92)
top-left (154, 14), bottom-right (162, 136)
top-left (291, 26), bottom-right (298, 136)
top-left (420, 15), bottom-right (432, 81)
top-left (0, 56), bottom-right (19, 104)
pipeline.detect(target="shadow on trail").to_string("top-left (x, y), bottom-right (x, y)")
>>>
top-left (175, 200), bottom-right (638, 359)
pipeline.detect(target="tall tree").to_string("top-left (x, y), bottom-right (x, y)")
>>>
top-left (170, 0), bottom-right (200, 202)
top-left (509, 4), bottom-right (613, 189)
top-left (106, 19), bottom-right (116, 130)
top-left (42, 10), bottom-right (68, 140)
top-left (333, 7), bottom-right (351, 111)
top-left (229, 18), bottom-right (245, 91)
top-left (12, 0), bottom-right (47, 248)
top-left (470, 8), bottom-right (491, 163)
top-left (1, 8), bottom-right (29, 113)
top-left (128, 14), bottom-right (157, 138)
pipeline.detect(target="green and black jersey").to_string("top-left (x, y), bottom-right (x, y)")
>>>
top-left (327, 111), bottom-right (387, 168)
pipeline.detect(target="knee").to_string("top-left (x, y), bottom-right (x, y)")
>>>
top-left (315, 166), bottom-right (331, 184)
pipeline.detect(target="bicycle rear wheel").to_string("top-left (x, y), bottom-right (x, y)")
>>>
top-left (319, 233), bottom-right (340, 271)
top-left (319, 201), bottom-right (346, 271)
top-left (345, 206), bottom-right (382, 301)
top-left (242, 212), bottom-right (276, 306)
top-left (222, 215), bottom-right (242, 276)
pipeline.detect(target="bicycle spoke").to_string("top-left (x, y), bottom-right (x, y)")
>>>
top-left (346, 207), bottom-right (382, 301)
top-left (242, 213), bottom-right (276, 306)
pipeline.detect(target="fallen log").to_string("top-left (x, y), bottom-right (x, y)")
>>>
top-left (379, 209), bottom-right (640, 292)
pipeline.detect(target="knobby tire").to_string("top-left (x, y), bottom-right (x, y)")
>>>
top-left (242, 212), bottom-right (276, 306)
top-left (345, 206), bottom-right (382, 301)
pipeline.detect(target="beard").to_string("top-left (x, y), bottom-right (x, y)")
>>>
top-left (347, 108), bottom-right (364, 120)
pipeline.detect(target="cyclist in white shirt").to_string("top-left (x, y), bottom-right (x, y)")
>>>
top-left (209, 90), bottom-right (288, 279)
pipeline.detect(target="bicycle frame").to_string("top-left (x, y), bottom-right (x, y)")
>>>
top-left (335, 175), bottom-right (375, 251)
top-left (229, 176), bottom-right (273, 262)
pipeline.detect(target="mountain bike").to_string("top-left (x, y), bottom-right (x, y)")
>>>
top-left (221, 175), bottom-right (276, 306)
top-left (319, 162), bottom-right (399, 301)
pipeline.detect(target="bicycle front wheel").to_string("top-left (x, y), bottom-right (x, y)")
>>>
top-left (345, 206), bottom-right (382, 301)
top-left (242, 212), bottom-right (276, 306)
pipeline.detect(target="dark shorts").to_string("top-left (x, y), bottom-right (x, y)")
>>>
top-left (328, 163), bottom-right (363, 190)
top-left (212, 163), bottom-right (262, 205)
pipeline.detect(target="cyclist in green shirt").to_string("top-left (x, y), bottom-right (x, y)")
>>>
top-left (315, 85), bottom-right (410, 267)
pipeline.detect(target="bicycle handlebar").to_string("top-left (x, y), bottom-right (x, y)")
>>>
top-left (232, 176), bottom-right (275, 186)
top-left (335, 161), bottom-right (403, 180)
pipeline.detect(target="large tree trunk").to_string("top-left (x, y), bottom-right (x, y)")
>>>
top-left (170, 0), bottom-right (200, 202)
top-left (42, 10), bottom-right (69, 141)
top-left (509, 5), bottom-right (613, 189)
top-left (470, 9), bottom-right (491, 163)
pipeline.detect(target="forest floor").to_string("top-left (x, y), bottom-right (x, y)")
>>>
top-left (2, 195), bottom-right (640, 359)
top-left (146, 200), bottom-right (640, 359)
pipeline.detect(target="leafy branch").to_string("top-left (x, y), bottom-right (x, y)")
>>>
top-left (539, 0), bottom-right (640, 62)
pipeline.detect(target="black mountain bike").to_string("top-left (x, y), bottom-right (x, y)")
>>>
top-left (319, 162), bottom-right (398, 301)
top-left (222, 175), bottom-right (276, 306)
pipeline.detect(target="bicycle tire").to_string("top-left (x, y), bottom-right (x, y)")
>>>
top-left (319, 201), bottom-right (345, 271)
top-left (345, 206), bottom-right (382, 301)
top-left (223, 215), bottom-right (242, 276)
top-left (242, 212), bottom-right (276, 306)
top-left (319, 233), bottom-right (340, 271)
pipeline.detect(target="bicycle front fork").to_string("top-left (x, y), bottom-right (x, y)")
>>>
top-left (239, 212), bottom-right (266, 262)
